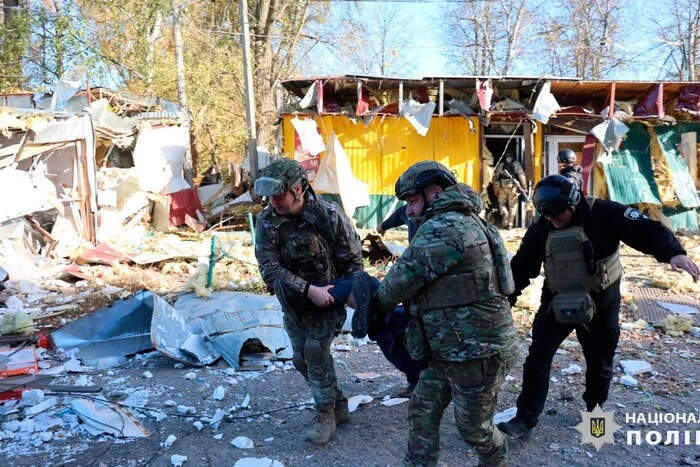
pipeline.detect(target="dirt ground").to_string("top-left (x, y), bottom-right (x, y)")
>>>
top-left (2, 229), bottom-right (700, 467)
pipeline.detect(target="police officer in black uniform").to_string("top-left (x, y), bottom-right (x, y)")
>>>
top-left (558, 149), bottom-right (583, 190)
top-left (497, 175), bottom-right (699, 439)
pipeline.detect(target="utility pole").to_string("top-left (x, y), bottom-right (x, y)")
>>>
top-left (172, 0), bottom-right (193, 184)
top-left (238, 0), bottom-right (259, 180)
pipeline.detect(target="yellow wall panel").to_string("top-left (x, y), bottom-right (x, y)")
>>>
top-left (282, 114), bottom-right (482, 195)
top-left (533, 121), bottom-right (544, 184)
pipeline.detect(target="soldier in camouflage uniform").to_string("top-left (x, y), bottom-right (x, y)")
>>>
top-left (352, 161), bottom-right (518, 467)
top-left (253, 158), bottom-right (363, 446)
top-left (492, 152), bottom-right (528, 229)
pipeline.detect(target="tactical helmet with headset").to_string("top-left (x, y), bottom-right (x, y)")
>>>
top-left (395, 161), bottom-right (457, 201)
top-left (557, 149), bottom-right (577, 164)
top-left (533, 174), bottom-right (581, 217)
top-left (254, 158), bottom-right (309, 198)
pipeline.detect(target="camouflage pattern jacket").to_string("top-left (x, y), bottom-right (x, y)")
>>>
top-left (254, 194), bottom-right (363, 296)
top-left (376, 183), bottom-right (516, 361)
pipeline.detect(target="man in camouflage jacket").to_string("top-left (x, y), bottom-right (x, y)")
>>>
top-left (352, 161), bottom-right (518, 467)
top-left (253, 158), bottom-right (363, 445)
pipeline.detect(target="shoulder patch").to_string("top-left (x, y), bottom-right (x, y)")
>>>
top-left (623, 207), bottom-right (649, 221)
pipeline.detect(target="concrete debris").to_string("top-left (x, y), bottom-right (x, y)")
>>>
top-left (380, 397), bottom-right (409, 407)
top-left (212, 386), bottom-right (225, 400)
top-left (347, 394), bottom-right (373, 412)
top-left (233, 458), bottom-right (285, 467)
top-left (23, 397), bottom-right (58, 417)
top-left (232, 436), bottom-right (255, 449)
top-left (171, 454), bottom-right (188, 466)
top-left (241, 394), bottom-right (251, 409)
top-left (561, 364), bottom-right (583, 375)
top-left (193, 421), bottom-right (204, 431)
top-left (164, 434), bottom-right (177, 449)
top-left (142, 371), bottom-right (153, 379)
top-left (21, 389), bottom-right (45, 406)
top-left (209, 408), bottom-right (226, 430)
top-left (620, 360), bottom-right (652, 376)
top-left (620, 375), bottom-right (639, 387)
top-left (559, 390), bottom-right (574, 401)
top-left (184, 372), bottom-right (196, 380)
top-left (177, 405), bottom-right (196, 415)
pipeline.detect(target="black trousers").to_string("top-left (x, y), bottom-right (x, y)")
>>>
top-left (516, 283), bottom-right (621, 428)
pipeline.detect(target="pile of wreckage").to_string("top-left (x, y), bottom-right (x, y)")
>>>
top-left (0, 84), bottom-right (257, 259)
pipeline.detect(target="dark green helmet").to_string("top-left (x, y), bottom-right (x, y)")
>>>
top-left (394, 161), bottom-right (457, 200)
top-left (254, 158), bottom-right (308, 196)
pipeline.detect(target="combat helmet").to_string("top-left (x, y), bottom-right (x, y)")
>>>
top-left (394, 161), bottom-right (457, 201)
top-left (533, 174), bottom-right (581, 217)
top-left (557, 149), bottom-right (577, 164)
top-left (254, 158), bottom-right (308, 197)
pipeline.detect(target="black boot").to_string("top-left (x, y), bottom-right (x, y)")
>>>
top-left (497, 416), bottom-right (532, 440)
top-left (351, 272), bottom-right (376, 338)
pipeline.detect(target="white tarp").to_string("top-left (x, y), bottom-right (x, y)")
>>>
top-left (591, 118), bottom-right (629, 156)
top-left (0, 166), bottom-right (56, 222)
top-left (290, 117), bottom-right (325, 156)
top-left (312, 132), bottom-right (370, 218)
top-left (401, 99), bottom-right (436, 136)
top-left (532, 81), bottom-right (561, 124)
top-left (132, 126), bottom-right (190, 194)
top-left (30, 114), bottom-right (98, 215)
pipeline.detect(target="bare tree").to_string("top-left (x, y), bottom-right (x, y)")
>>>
top-left (440, 0), bottom-right (532, 75)
top-left (326, 2), bottom-right (418, 77)
top-left (535, 0), bottom-right (628, 79)
top-left (652, 0), bottom-right (700, 80)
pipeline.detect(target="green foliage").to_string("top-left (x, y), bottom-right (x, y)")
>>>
top-left (0, 5), bottom-right (30, 91)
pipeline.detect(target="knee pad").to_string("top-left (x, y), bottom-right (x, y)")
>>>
top-left (304, 340), bottom-right (325, 367)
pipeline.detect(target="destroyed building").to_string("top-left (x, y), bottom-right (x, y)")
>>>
top-left (0, 87), bottom-right (203, 260)
top-left (278, 76), bottom-right (700, 230)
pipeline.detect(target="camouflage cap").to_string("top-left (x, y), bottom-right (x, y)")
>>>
top-left (394, 160), bottom-right (457, 200)
top-left (254, 158), bottom-right (308, 196)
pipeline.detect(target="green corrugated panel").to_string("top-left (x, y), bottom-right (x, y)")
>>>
top-left (321, 194), bottom-right (397, 229)
top-left (603, 123), bottom-right (661, 205)
top-left (655, 126), bottom-right (700, 208)
top-left (662, 205), bottom-right (699, 230)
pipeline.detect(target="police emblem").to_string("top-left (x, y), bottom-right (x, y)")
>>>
top-left (623, 207), bottom-right (649, 220)
top-left (576, 405), bottom-right (621, 451)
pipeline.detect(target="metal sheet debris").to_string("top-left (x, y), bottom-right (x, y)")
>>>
top-left (178, 292), bottom-right (292, 369)
top-left (71, 397), bottom-right (150, 438)
top-left (50, 291), bottom-right (155, 368)
top-left (151, 293), bottom-right (220, 367)
top-left (632, 286), bottom-right (700, 325)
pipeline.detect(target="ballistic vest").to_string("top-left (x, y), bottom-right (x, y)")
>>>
top-left (544, 198), bottom-right (622, 294)
top-left (411, 214), bottom-right (514, 313)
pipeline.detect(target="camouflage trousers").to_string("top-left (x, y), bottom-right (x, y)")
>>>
top-left (284, 305), bottom-right (347, 413)
top-left (497, 184), bottom-right (520, 229)
top-left (403, 346), bottom-right (517, 467)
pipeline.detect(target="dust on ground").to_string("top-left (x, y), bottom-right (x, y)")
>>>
top-left (2, 228), bottom-right (700, 467)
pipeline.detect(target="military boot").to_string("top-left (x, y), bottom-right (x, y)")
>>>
top-left (351, 272), bottom-right (376, 338)
top-left (334, 399), bottom-right (350, 425)
top-left (304, 410), bottom-right (336, 445)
